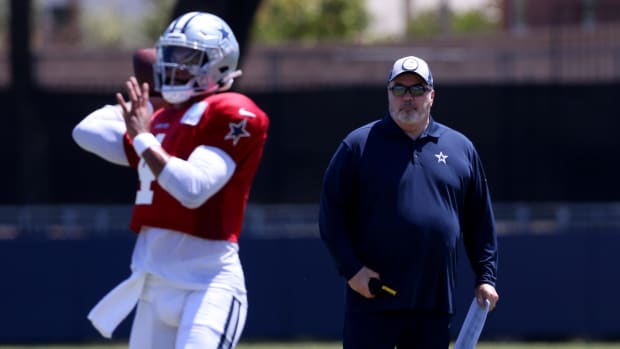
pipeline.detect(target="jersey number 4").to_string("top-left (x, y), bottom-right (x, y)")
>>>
top-left (135, 133), bottom-right (165, 205)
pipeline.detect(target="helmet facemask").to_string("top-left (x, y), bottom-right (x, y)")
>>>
top-left (154, 43), bottom-right (226, 104)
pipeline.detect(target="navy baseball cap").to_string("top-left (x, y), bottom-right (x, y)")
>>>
top-left (388, 56), bottom-right (433, 86)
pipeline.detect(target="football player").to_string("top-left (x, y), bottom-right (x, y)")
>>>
top-left (73, 12), bottom-right (269, 349)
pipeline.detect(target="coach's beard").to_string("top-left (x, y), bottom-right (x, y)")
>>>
top-left (394, 106), bottom-right (425, 126)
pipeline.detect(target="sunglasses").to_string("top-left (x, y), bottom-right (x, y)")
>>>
top-left (389, 84), bottom-right (431, 97)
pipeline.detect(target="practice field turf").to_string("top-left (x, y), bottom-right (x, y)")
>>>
top-left (0, 342), bottom-right (618, 349)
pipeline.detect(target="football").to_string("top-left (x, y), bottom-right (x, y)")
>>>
top-left (132, 47), bottom-right (158, 95)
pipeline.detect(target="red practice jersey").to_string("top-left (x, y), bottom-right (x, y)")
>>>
top-left (124, 92), bottom-right (269, 242)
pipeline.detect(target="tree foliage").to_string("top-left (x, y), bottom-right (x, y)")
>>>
top-left (452, 9), bottom-right (499, 34)
top-left (0, 3), bottom-right (6, 49)
top-left (251, 0), bottom-right (369, 44)
top-left (406, 9), bottom-right (442, 40)
top-left (79, 0), bottom-right (174, 48)
top-left (406, 6), bottom-right (499, 40)
top-left (142, 0), bottom-right (177, 43)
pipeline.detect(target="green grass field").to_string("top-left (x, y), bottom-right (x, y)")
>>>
top-left (0, 342), bottom-right (618, 349)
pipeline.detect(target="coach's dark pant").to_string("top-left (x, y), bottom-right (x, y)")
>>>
top-left (343, 308), bottom-right (451, 349)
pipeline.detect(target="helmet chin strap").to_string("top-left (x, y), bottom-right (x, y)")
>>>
top-left (161, 89), bottom-right (194, 104)
top-left (217, 70), bottom-right (243, 92)
top-left (161, 69), bottom-right (243, 103)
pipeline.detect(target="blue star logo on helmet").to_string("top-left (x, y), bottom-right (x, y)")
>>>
top-left (219, 27), bottom-right (229, 40)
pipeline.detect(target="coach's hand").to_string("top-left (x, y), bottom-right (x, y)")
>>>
top-left (476, 283), bottom-right (499, 312)
top-left (348, 266), bottom-right (380, 299)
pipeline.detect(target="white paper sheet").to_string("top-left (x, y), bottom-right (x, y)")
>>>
top-left (454, 298), bottom-right (490, 349)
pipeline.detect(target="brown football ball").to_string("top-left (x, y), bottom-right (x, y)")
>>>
top-left (132, 48), bottom-right (159, 96)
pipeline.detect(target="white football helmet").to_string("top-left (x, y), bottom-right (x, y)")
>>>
top-left (153, 12), bottom-right (241, 104)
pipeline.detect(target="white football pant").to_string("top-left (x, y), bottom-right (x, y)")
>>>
top-left (129, 278), bottom-right (247, 349)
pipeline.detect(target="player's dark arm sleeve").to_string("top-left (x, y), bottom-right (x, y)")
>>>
top-left (319, 142), bottom-right (363, 281)
top-left (462, 149), bottom-right (498, 287)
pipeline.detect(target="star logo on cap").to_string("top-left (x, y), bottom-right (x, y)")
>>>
top-left (225, 119), bottom-right (250, 146)
top-left (435, 151), bottom-right (448, 164)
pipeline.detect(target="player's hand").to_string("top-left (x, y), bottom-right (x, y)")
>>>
top-left (348, 266), bottom-right (380, 299)
top-left (475, 283), bottom-right (499, 312)
top-left (117, 76), bottom-right (151, 139)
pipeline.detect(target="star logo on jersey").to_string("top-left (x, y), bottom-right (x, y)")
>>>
top-left (225, 119), bottom-right (251, 146)
top-left (435, 151), bottom-right (448, 164)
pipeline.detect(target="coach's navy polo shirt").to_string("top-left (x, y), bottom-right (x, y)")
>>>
top-left (319, 115), bottom-right (498, 314)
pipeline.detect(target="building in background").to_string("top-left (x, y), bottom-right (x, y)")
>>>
top-left (502, 0), bottom-right (620, 31)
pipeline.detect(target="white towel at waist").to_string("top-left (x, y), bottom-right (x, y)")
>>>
top-left (87, 272), bottom-right (146, 338)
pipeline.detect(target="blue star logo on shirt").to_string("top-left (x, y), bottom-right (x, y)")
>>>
top-left (435, 151), bottom-right (448, 164)
top-left (225, 119), bottom-right (250, 146)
